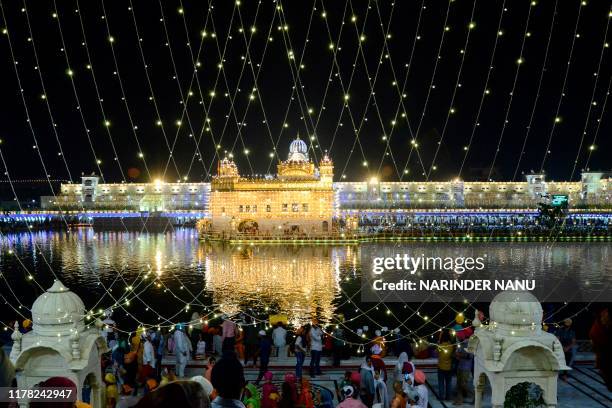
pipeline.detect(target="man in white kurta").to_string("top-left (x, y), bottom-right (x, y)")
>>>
top-left (174, 326), bottom-right (192, 377)
top-left (143, 335), bottom-right (156, 369)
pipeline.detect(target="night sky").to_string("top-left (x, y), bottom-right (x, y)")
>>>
top-left (0, 0), bottom-right (610, 192)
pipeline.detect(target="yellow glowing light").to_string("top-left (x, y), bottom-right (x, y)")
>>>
top-left (517, 58), bottom-right (524, 64)
top-left (468, 22), bottom-right (476, 29)
top-left (554, 117), bottom-right (562, 123)
top-left (369, 177), bottom-right (378, 184)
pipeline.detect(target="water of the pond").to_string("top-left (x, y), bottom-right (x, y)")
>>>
top-left (0, 228), bottom-right (608, 338)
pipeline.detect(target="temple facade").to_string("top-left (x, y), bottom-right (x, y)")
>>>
top-left (208, 137), bottom-right (335, 234)
top-left (40, 148), bottom-right (611, 214)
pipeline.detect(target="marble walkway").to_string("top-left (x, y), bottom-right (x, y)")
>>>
top-left (162, 353), bottom-right (611, 407)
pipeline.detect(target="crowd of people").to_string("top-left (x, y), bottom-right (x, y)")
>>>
top-left (0, 307), bottom-right (610, 407)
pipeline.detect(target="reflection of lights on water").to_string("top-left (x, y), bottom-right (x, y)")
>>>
top-left (155, 250), bottom-right (163, 276)
top-left (204, 245), bottom-right (344, 325)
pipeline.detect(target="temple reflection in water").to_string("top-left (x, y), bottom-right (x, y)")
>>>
top-left (201, 244), bottom-right (348, 325)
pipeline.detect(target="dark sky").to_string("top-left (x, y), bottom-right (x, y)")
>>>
top-left (0, 0), bottom-right (610, 190)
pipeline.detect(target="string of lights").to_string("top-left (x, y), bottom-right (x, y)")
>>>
top-left (0, 0), bottom-right (609, 354)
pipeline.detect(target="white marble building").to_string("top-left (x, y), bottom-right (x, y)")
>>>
top-left (10, 280), bottom-right (107, 407)
top-left (469, 291), bottom-right (569, 408)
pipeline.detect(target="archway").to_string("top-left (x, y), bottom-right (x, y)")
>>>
top-left (474, 372), bottom-right (490, 408)
top-left (238, 219), bottom-right (259, 234)
top-left (322, 221), bottom-right (329, 232)
top-left (83, 372), bottom-right (102, 408)
top-left (504, 382), bottom-right (546, 408)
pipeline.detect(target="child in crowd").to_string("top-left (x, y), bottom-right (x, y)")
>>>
top-left (196, 333), bottom-right (207, 359)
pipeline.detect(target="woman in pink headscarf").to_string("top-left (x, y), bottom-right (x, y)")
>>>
top-left (283, 372), bottom-right (298, 405)
top-left (262, 371), bottom-right (280, 408)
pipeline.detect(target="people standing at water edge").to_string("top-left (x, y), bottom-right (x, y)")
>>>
top-left (155, 328), bottom-right (166, 379)
top-left (359, 356), bottom-right (375, 407)
top-left (174, 324), bottom-right (193, 378)
top-left (294, 326), bottom-right (307, 379)
top-left (331, 326), bottom-right (345, 367)
top-left (191, 311), bottom-right (204, 358)
top-left (272, 322), bottom-right (287, 359)
top-left (454, 338), bottom-right (474, 405)
top-left (222, 317), bottom-right (238, 352)
top-left (436, 329), bottom-right (455, 401)
top-left (143, 333), bottom-right (156, 369)
top-left (256, 330), bottom-right (272, 384)
top-left (556, 318), bottom-right (577, 382)
top-left (309, 321), bottom-right (323, 377)
top-left (196, 333), bottom-right (207, 358)
top-left (244, 316), bottom-right (260, 367)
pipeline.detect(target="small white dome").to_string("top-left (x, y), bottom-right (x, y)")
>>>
top-left (489, 291), bottom-right (542, 333)
top-left (31, 280), bottom-right (86, 336)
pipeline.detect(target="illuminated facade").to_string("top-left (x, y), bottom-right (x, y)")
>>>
top-left (41, 176), bottom-right (210, 211)
top-left (337, 172), bottom-right (612, 210)
top-left (41, 164), bottom-right (611, 214)
top-left (208, 137), bottom-right (336, 234)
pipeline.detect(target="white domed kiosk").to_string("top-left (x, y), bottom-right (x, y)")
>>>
top-left (468, 291), bottom-right (568, 408)
top-left (10, 280), bottom-right (108, 407)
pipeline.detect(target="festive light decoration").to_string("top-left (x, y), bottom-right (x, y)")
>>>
top-left (0, 0), bottom-right (608, 348)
